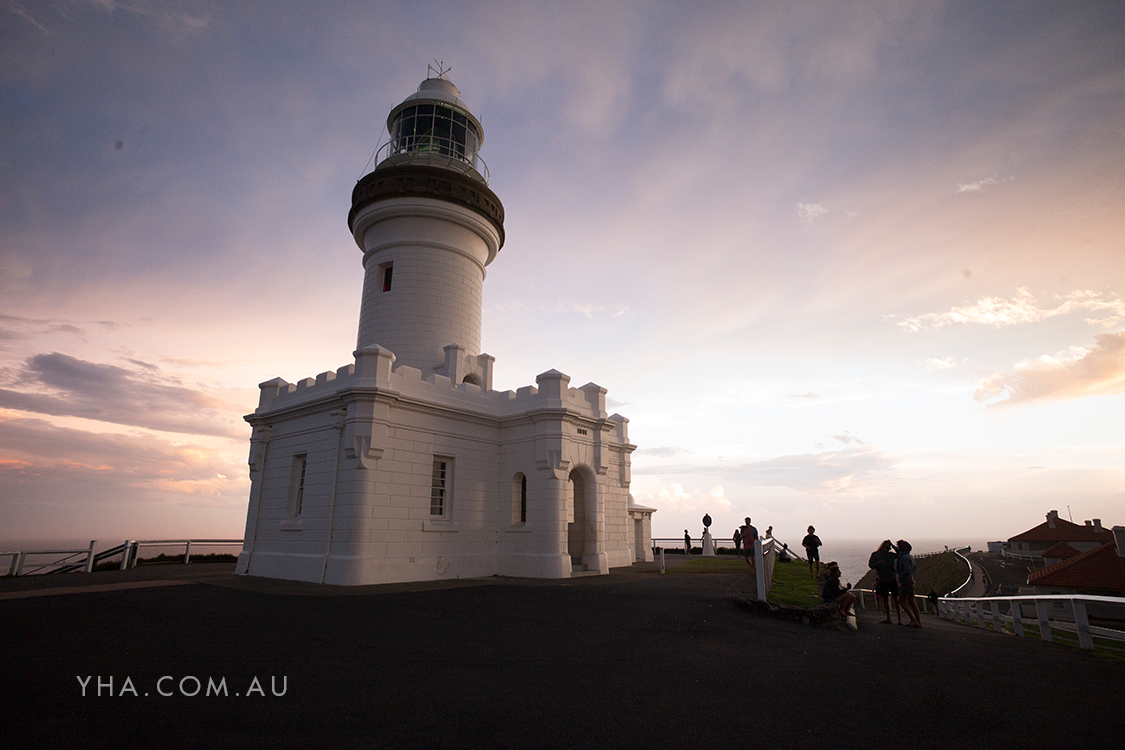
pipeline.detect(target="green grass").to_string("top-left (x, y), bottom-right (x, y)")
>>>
top-left (665, 557), bottom-right (749, 574)
top-left (856, 551), bottom-right (967, 596)
top-left (767, 561), bottom-right (823, 607)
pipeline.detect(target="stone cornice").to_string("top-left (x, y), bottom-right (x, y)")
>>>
top-left (348, 164), bottom-right (505, 249)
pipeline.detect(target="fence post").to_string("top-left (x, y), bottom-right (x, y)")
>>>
top-left (185, 540), bottom-right (192, 565)
top-left (83, 540), bottom-right (97, 573)
top-left (13, 552), bottom-right (25, 577)
top-left (659, 547), bottom-right (665, 574)
top-left (1073, 600), bottom-right (1093, 650)
top-left (129, 542), bottom-right (140, 569)
top-left (1011, 600), bottom-right (1024, 637)
top-left (1035, 599), bottom-right (1052, 643)
top-left (989, 601), bottom-right (1000, 633)
top-left (754, 539), bottom-right (766, 602)
top-left (119, 540), bottom-right (131, 570)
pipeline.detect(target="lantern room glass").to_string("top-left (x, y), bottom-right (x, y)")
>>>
top-left (389, 103), bottom-right (479, 166)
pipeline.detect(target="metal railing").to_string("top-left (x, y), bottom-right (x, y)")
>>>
top-left (116, 539), bottom-right (243, 570)
top-left (937, 594), bottom-right (1125, 651)
top-left (2, 542), bottom-right (97, 576)
top-left (2, 539), bottom-right (243, 577)
top-left (373, 139), bottom-right (489, 182)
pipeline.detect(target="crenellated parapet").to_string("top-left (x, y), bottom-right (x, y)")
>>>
top-left (249, 345), bottom-right (614, 425)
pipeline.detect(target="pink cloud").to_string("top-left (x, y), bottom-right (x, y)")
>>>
top-left (975, 332), bottom-right (1125, 406)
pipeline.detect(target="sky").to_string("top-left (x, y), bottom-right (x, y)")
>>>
top-left (2, 0), bottom-right (1124, 550)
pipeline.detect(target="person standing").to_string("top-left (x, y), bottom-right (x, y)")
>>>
top-left (684, 530), bottom-right (692, 555)
top-left (740, 517), bottom-right (758, 573)
top-left (869, 540), bottom-right (901, 624)
top-left (897, 540), bottom-right (921, 627)
top-left (733, 528), bottom-right (742, 553)
top-left (802, 526), bottom-right (823, 578)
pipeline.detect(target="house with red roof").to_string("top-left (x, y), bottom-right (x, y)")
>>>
top-left (1005, 510), bottom-right (1112, 565)
top-left (1026, 527), bottom-right (1125, 596)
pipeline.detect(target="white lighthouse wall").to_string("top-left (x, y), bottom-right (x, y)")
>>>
top-left (237, 352), bottom-right (640, 586)
top-left (354, 198), bottom-right (499, 372)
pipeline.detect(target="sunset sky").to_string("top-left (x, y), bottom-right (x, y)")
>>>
top-left (2, 0), bottom-right (1124, 550)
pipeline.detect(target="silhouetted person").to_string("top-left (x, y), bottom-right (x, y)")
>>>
top-left (897, 539), bottom-right (921, 627)
top-left (802, 526), bottom-right (823, 578)
top-left (740, 517), bottom-right (758, 573)
top-left (869, 540), bottom-right (901, 624)
top-left (822, 562), bottom-right (855, 617)
top-left (684, 530), bottom-right (691, 555)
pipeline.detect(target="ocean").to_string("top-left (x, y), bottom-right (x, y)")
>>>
top-left (810, 538), bottom-right (988, 590)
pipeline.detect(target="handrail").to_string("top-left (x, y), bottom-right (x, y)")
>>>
top-left (2, 541), bottom-right (96, 576)
top-left (3, 539), bottom-right (243, 576)
top-left (937, 593), bottom-right (1125, 651)
top-left (947, 546), bottom-right (975, 597)
top-left (370, 139), bottom-right (490, 182)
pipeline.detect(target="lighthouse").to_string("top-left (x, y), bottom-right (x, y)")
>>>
top-left (349, 76), bottom-right (504, 381)
top-left (236, 73), bottom-right (653, 586)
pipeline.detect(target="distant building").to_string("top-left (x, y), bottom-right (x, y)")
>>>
top-left (235, 75), bottom-right (653, 585)
top-left (986, 541), bottom-right (1006, 554)
top-left (1005, 510), bottom-right (1112, 565)
top-left (1026, 526), bottom-right (1125, 597)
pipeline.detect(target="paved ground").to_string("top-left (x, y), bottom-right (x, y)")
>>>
top-left (2, 560), bottom-right (1121, 749)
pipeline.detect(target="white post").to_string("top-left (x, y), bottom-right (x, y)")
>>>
top-left (119, 540), bottom-right (131, 570)
top-left (13, 551), bottom-right (25, 577)
top-left (754, 539), bottom-right (766, 601)
top-left (83, 540), bottom-right (97, 573)
top-left (1011, 600), bottom-right (1024, 637)
top-left (659, 547), bottom-right (665, 574)
top-left (1073, 600), bottom-right (1093, 650)
top-left (1035, 599), bottom-right (1052, 643)
top-left (989, 601), bottom-right (1000, 633)
top-left (185, 540), bottom-right (192, 564)
top-left (970, 600), bottom-right (979, 627)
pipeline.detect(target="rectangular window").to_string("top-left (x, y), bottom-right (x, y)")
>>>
top-left (380, 262), bottom-right (394, 292)
top-left (430, 458), bottom-right (451, 517)
top-left (289, 454), bottom-right (308, 517)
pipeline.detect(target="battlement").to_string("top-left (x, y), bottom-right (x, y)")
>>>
top-left (252, 346), bottom-right (612, 424)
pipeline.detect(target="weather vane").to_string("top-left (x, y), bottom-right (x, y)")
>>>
top-left (428, 60), bottom-right (452, 80)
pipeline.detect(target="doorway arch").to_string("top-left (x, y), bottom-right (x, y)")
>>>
top-left (566, 466), bottom-right (596, 567)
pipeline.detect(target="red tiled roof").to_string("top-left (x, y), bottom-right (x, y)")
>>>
top-left (1041, 542), bottom-right (1081, 559)
top-left (1008, 518), bottom-right (1112, 543)
top-left (1028, 542), bottom-right (1125, 593)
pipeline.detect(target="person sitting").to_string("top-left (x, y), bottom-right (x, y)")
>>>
top-left (821, 563), bottom-right (855, 617)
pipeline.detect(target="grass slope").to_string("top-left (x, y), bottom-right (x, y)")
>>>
top-left (856, 551), bottom-right (968, 595)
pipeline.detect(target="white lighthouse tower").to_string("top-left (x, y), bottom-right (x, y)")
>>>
top-left (350, 75), bottom-right (503, 382)
top-left (236, 73), bottom-right (653, 585)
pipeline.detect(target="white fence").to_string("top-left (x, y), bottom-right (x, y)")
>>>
top-left (2, 539), bottom-right (243, 577)
top-left (937, 594), bottom-right (1125, 651)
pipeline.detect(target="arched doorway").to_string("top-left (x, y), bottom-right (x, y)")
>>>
top-left (567, 471), bottom-right (584, 563)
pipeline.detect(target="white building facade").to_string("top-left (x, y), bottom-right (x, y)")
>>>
top-left (236, 76), bottom-right (653, 585)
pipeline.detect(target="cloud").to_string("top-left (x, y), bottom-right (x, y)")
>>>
top-left (0, 415), bottom-right (244, 502)
top-left (637, 446), bottom-right (691, 458)
top-left (891, 288), bottom-right (1125, 332)
top-left (956, 177), bottom-right (997, 193)
top-left (8, 4), bottom-right (52, 35)
top-left (0, 353), bottom-right (245, 438)
top-left (922, 356), bottom-right (962, 371)
top-left (642, 483), bottom-right (732, 514)
top-left (974, 332), bottom-right (1125, 406)
top-left (832, 430), bottom-right (867, 446)
top-left (796, 202), bottom-right (827, 224)
top-left (634, 446), bottom-right (899, 495)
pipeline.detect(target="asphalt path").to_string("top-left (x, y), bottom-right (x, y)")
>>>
top-left (2, 562), bottom-right (1121, 749)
